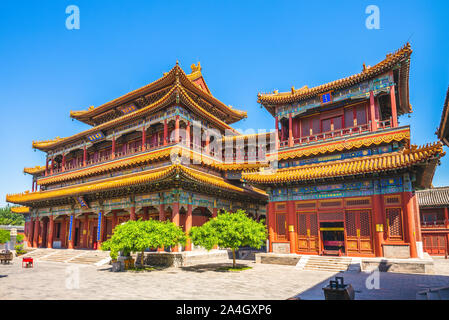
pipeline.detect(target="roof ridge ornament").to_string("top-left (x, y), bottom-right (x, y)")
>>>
top-left (191, 62), bottom-right (201, 73)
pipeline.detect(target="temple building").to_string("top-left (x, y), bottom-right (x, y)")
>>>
top-left (6, 62), bottom-right (269, 251)
top-left (243, 43), bottom-right (445, 258)
top-left (416, 187), bottom-right (449, 256)
top-left (7, 44), bottom-right (446, 259)
top-left (437, 86), bottom-right (449, 147)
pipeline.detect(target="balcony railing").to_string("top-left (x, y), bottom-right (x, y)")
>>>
top-left (279, 118), bottom-right (394, 150)
top-left (421, 220), bottom-right (447, 228)
top-left (45, 138), bottom-right (268, 178)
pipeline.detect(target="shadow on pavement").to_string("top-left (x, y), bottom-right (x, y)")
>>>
top-left (181, 262), bottom-right (251, 273)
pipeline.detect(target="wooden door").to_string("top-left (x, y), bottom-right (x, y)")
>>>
top-left (345, 210), bottom-right (373, 254)
top-left (297, 212), bottom-right (319, 253)
top-left (423, 234), bottom-right (447, 255)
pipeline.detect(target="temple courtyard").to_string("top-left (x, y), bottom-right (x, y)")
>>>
top-left (1, 252), bottom-right (449, 300)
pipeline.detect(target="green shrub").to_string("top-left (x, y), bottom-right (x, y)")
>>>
top-left (0, 229), bottom-right (10, 244)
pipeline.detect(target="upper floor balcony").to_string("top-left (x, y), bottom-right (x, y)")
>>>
top-left (278, 118), bottom-right (393, 149)
top-left (421, 219), bottom-right (448, 228)
top-left (42, 136), bottom-right (269, 181)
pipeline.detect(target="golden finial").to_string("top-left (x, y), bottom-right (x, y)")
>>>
top-left (291, 86), bottom-right (295, 94)
top-left (190, 62), bottom-right (201, 73)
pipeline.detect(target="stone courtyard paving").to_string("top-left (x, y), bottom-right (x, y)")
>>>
top-left (1, 256), bottom-right (449, 300)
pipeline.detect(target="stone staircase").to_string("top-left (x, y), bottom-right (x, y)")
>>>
top-left (416, 287), bottom-right (449, 300)
top-left (303, 256), bottom-right (352, 272)
top-left (20, 249), bottom-right (110, 266)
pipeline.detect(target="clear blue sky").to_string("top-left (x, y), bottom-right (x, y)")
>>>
top-left (1, 0), bottom-right (448, 206)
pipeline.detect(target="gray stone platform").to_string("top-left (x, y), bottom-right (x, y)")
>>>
top-left (137, 249), bottom-right (229, 267)
top-left (255, 252), bottom-right (435, 274)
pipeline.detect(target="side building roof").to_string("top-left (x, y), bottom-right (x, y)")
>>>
top-left (258, 43), bottom-right (413, 117)
top-left (416, 187), bottom-right (449, 208)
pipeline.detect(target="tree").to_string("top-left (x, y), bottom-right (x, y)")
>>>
top-left (101, 219), bottom-right (186, 267)
top-left (0, 206), bottom-right (25, 226)
top-left (0, 229), bottom-right (10, 244)
top-left (189, 209), bottom-right (267, 268)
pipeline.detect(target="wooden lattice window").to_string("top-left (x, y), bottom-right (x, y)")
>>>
top-left (276, 214), bottom-right (287, 240)
top-left (386, 208), bottom-right (403, 240)
top-left (345, 198), bottom-right (371, 207)
top-left (385, 196), bottom-right (401, 205)
top-left (297, 213), bottom-right (318, 235)
top-left (345, 212), bottom-right (357, 237)
top-left (296, 202), bottom-right (316, 211)
top-left (275, 203), bottom-right (287, 212)
top-left (298, 214), bottom-right (307, 236)
top-left (319, 212), bottom-right (344, 221)
top-left (359, 211), bottom-right (371, 236)
top-left (319, 200), bottom-right (342, 209)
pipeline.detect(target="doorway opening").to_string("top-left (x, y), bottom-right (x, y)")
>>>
top-left (320, 222), bottom-right (345, 255)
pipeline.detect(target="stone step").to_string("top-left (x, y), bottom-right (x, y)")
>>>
top-left (303, 255), bottom-right (351, 272)
top-left (304, 267), bottom-right (347, 272)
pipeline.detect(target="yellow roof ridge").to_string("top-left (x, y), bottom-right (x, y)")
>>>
top-left (258, 43), bottom-right (412, 104)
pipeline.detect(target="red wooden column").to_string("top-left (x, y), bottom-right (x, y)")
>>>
top-left (29, 218), bottom-right (35, 247)
top-left (68, 215), bottom-right (75, 249)
top-left (372, 194), bottom-right (384, 257)
top-left (83, 146), bottom-right (87, 167)
top-left (212, 207), bottom-right (218, 249)
top-left (142, 126), bottom-right (146, 151)
top-left (444, 207), bottom-right (449, 228)
top-left (129, 207), bottom-right (136, 221)
top-left (47, 216), bottom-right (54, 248)
top-left (60, 216), bottom-right (67, 248)
top-left (369, 92), bottom-right (377, 132)
top-left (186, 121), bottom-right (191, 147)
top-left (163, 119), bottom-right (168, 146)
top-left (159, 204), bottom-right (165, 221)
top-left (33, 218), bottom-right (39, 248)
top-left (205, 133), bottom-right (210, 155)
top-left (143, 207), bottom-right (149, 221)
top-left (45, 157), bottom-right (49, 176)
top-left (402, 192), bottom-right (418, 258)
top-left (111, 136), bottom-right (116, 159)
top-left (185, 204), bottom-right (193, 251)
top-left (97, 212), bottom-right (106, 250)
top-left (390, 84), bottom-right (398, 127)
top-left (62, 154), bottom-right (66, 172)
top-left (158, 204), bottom-right (165, 252)
top-left (175, 115), bottom-right (180, 143)
top-left (171, 202), bottom-right (180, 252)
top-left (267, 202), bottom-right (275, 252)
top-left (287, 200), bottom-right (296, 253)
top-left (50, 157), bottom-right (54, 175)
top-left (288, 114), bottom-right (293, 147)
top-left (112, 212), bottom-right (117, 232)
top-left (275, 116), bottom-right (280, 150)
top-left (445, 208), bottom-right (449, 256)
top-left (83, 214), bottom-right (89, 248)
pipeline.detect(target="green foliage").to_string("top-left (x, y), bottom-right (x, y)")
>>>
top-left (16, 234), bottom-right (24, 243)
top-left (0, 206), bottom-right (25, 226)
top-left (15, 243), bottom-right (26, 255)
top-left (0, 229), bottom-right (10, 244)
top-left (189, 209), bottom-right (267, 268)
top-left (189, 209), bottom-right (267, 250)
top-left (101, 219), bottom-right (187, 263)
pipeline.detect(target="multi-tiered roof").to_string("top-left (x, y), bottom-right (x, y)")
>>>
top-left (258, 43), bottom-right (413, 116)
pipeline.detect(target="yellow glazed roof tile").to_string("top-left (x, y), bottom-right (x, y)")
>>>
top-left (243, 142), bottom-right (444, 184)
